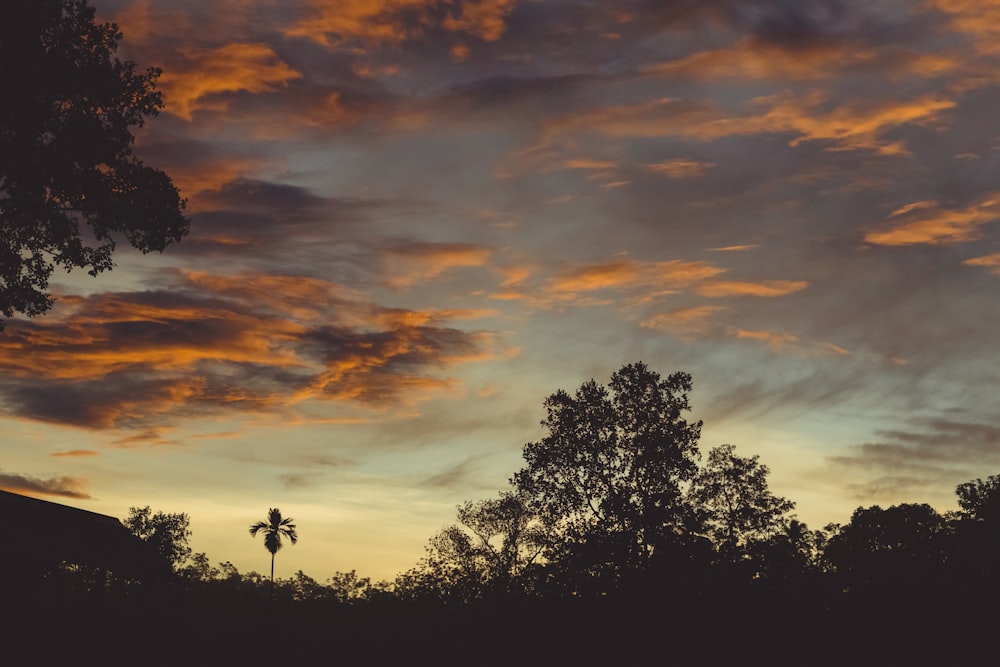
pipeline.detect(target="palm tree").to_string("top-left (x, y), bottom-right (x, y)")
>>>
top-left (249, 508), bottom-right (298, 599)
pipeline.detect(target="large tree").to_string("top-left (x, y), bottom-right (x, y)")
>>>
top-left (405, 492), bottom-right (547, 601)
top-left (123, 505), bottom-right (192, 572)
top-left (512, 362), bottom-right (702, 588)
top-left (956, 474), bottom-right (1000, 523)
top-left (0, 0), bottom-right (188, 326)
top-left (825, 503), bottom-right (948, 593)
top-left (688, 444), bottom-right (795, 557)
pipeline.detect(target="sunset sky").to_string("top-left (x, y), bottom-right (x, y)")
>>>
top-left (5, 0), bottom-right (1000, 583)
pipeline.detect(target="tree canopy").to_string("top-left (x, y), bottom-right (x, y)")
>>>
top-left (512, 362), bottom-right (702, 585)
top-left (956, 474), bottom-right (1000, 523)
top-left (689, 443), bottom-right (795, 555)
top-left (0, 0), bottom-right (188, 326)
top-left (123, 505), bottom-right (192, 571)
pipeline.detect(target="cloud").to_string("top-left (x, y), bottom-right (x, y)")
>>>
top-left (694, 93), bottom-right (957, 155)
top-left (174, 178), bottom-right (402, 269)
top-left (640, 305), bottom-right (726, 339)
top-left (732, 328), bottom-right (799, 350)
top-left (442, 0), bottom-right (516, 42)
top-left (646, 37), bottom-right (878, 81)
top-left (643, 159), bottom-right (716, 179)
top-left (51, 450), bottom-right (100, 458)
top-left (696, 280), bottom-right (809, 298)
top-left (0, 472), bottom-right (92, 499)
top-left (829, 417), bottom-right (1000, 503)
top-left (864, 195), bottom-right (1000, 246)
top-left (158, 43), bottom-right (302, 120)
top-left (422, 457), bottom-right (482, 490)
top-left (0, 272), bottom-right (497, 433)
top-left (539, 92), bottom-right (956, 155)
top-left (381, 242), bottom-right (493, 288)
top-left (963, 253), bottom-right (1000, 274)
top-left (285, 0), bottom-right (516, 47)
top-left (709, 245), bottom-right (759, 252)
top-left (930, 0), bottom-right (1000, 55)
top-left (546, 259), bottom-right (726, 298)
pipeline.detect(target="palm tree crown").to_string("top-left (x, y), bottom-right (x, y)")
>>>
top-left (249, 508), bottom-right (297, 594)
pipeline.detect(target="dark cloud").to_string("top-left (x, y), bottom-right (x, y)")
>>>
top-left (441, 72), bottom-right (602, 114)
top-left (0, 275), bottom-right (496, 434)
top-left (280, 471), bottom-right (324, 490)
top-left (828, 417), bottom-right (1000, 504)
top-left (422, 458), bottom-right (478, 490)
top-left (0, 472), bottom-right (92, 499)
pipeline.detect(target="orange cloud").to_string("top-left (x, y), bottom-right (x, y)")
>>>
top-left (646, 38), bottom-right (878, 80)
top-left (286, 0), bottom-right (432, 45)
top-left (696, 280), bottom-right (809, 298)
top-left (542, 259), bottom-right (726, 304)
top-left (382, 243), bottom-right (493, 288)
top-left (647, 36), bottom-right (960, 83)
top-left (543, 92), bottom-right (956, 155)
top-left (51, 450), bottom-right (100, 458)
top-left (641, 306), bottom-right (725, 339)
top-left (162, 156), bottom-right (279, 208)
top-left (158, 43), bottom-right (302, 120)
top-left (963, 253), bottom-right (1000, 274)
top-left (559, 158), bottom-right (619, 171)
top-left (692, 93), bottom-right (956, 155)
top-left (0, 472), bottom-right (92, 499)
top-left (644, 158), bottom-right (716, 179)
top-left (0, 301), bottom-right (305, 383)
top-left (286, 0), bottom-right (516, 46)
top-left (544, 97), bottom-right (715, 140)
top-left (732, 328), bottom-right (799, 350)
top-left (548, 261), bottom-right (641, 293)
top-left (931, 0), bottom-right (1000, 55)
top-left (442, 0), bottom-right (516, 41)
top-left (708, 244), bottom-right (759, 252)
top-left (864, 196), bottom-right (1000, 246)
top-left (0, 272), bottom-right (496, 431)
top-left (491, 264), bottom-right (536, 301)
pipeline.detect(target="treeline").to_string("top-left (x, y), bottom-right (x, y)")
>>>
top-left (17, 364), bottom-right (1000, 661)
top-left (37, 364), bottom-right (1000, 606)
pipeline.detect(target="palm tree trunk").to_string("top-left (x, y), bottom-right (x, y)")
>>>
top-left (269, 551), bottom-right (275, 602)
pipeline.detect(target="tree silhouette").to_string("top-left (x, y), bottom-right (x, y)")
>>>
top-left (688, 444), bottom-right (795, 558)
top-left (404, 491), bottom-right (548, 601)
top-left (512, 362), bottom-right (702, 592)
top-left (956, 474), bottom-right (1000, 523)
top-left (123, 505), bottom-right (192, 572)
top-left (249, 508), bottom-right (298, 599)
top-left (825, 503), bottom-right (948, 597)
top-left (0, 0), bottom-right (188, 327)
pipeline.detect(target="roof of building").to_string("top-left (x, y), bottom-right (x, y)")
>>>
top-left (0, 489), bottom-right (167, 579)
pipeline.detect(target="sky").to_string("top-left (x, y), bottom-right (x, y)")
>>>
top-left (4, 0), bottom-right (1000, 583)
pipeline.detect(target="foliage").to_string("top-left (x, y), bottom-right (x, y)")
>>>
top-left (402, 492), bottom-right (547, 602)
top-left (688, 444), bottom-right (795, 555)
top-left (745, 519), bottom-right (832, 587)
top-left (512, 362), bottom-right (702, 585)
top-left (326, 569), bottom-right (372, 603)
top-left (249, 507), bottom-right (298, 557)
top-left (956, 474), bottom-right (1000, 523)
top-left (456, 492), bottom-right (547, 587)
top-left (249, 507), bottom-right (298, 599)
top-left (0, 0), bottom-right (188, 325)
top-left (179, 552), bottom-right (219, 582)
top-left (825, 503), bottom-right (949, 592)
top-left (123, 506), bottom-right (192, 571)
